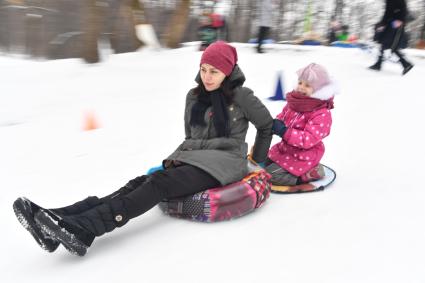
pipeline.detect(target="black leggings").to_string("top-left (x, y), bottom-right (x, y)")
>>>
top-left (379, 46), bottom-right (406, 61)
top-left (121, 165), bottom-right (220, 219)
top-left (264, 158), bottom-right (299, 186)
top-left (51, 164), bottom-right (221, 235)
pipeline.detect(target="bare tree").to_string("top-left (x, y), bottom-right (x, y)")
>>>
top-left (333, 0), bottom-right (344, 23)
top-left (289, 0), bottom-right (307, 40)
top-left (355, 3), bottom-right (367, 40)
top-left (228, 0), bottom-right (244, 42)
top-left (227, 0), bottom-right (255, 43)
top-left (162, 0), bottom-right (191, 48)
top-left (420, 0), bottom-right (425, 40)
top-left (274, 0), bottom-right (285, 41)
top-left (80, 0), bottom-right (100, 63)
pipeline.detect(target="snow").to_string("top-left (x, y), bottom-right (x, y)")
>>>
top-left (1, 43), bottom-right (425, 282)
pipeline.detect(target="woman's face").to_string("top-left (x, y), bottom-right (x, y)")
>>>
top-left (296, 80), bottom-right (314, 96)
top-left (200, 63), bottom-right (226, 91)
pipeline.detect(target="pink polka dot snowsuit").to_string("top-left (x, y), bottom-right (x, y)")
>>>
top-left (268, 102), bottom-right (332, 177)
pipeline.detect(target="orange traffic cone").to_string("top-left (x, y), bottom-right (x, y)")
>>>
top-left (83, 111), bottom-right (100, 131)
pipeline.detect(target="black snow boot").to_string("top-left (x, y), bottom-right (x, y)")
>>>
top-left (368, 56), bottom-right (383, 71)
top-left (34, 198), bottom-right (129, 256)
top-left (400, 58), bottom-right (414, 75)
top-left (13, 196), bottom-right (102, 252)
top-left (394, 50), bottom-right (414, 75)
top-left (13, 197), bottom-right (60, 252)
top-left (14, 175), bottom-right (147, 254)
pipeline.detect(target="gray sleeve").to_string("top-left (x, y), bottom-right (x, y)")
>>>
top-left (235, 88), bottom-right (273, 163)
top-left (184, 90), bottom-right (194, 139)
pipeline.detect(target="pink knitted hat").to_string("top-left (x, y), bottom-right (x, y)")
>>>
top-left (200, 41), bottom-right (238, 76)
top-left (296, 63), bottom-right (330, 92)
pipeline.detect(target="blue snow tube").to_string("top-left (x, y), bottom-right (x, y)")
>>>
top-left (301, 40), bottom-right (321, 46)
top-left (330, 41), bottom-right (359, 48)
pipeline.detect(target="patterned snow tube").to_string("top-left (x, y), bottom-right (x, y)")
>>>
top-left (158, 169), bottom-right (271, 222)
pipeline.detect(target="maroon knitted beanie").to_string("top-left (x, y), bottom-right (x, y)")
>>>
top-left (200, 41), bottom-right (238, 76)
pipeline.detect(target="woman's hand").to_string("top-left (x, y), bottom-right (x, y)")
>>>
top-left (392, 20), bottom-right (403, 28)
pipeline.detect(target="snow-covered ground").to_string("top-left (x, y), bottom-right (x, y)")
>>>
top-left (1, 43), bottom-right (425, 283)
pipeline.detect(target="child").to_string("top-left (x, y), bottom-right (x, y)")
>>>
top-left (265, 63), bottom-right (337, 186)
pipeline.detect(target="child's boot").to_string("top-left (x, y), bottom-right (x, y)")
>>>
top-left (298, 164), bottom-right (325, 183)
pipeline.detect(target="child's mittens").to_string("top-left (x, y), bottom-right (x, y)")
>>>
top-left (272, 119), bottom-right (287, 137)
top-left (247, 154), bottom-right (266, 169)
top-left (256, 161), bottom-right (266, 168)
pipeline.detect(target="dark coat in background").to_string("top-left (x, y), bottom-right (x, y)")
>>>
top-left (380, 0), bottom-right (407, 25)
top-left (374, 0), bottom-right (408, 50)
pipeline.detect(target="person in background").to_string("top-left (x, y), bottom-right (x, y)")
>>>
top-left (337, 25), bottom-right (349, 41)
top-left (369, 0), bottom-right (413, 75)
top-left (256, 0), bottom-right (273, 53)
top-left (327, 17), bottom-right (341, 44)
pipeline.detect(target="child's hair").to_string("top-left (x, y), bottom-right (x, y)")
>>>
top-left (296, 63), bottom-right (330, 92)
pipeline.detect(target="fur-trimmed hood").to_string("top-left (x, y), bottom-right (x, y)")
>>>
top-left (311, 81), bottom-right (339, 100)
top-left (310, 80), bottom-right (339, 101)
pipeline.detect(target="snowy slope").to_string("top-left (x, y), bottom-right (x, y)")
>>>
top-left (1, 43), bottom-right (425, 283)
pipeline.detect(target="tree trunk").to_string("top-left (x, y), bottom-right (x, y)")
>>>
top-left (109, 0), bottom-right (143, 53)
top-left (132, 0), bottom-right (145, 25)
top-left (229, 0), bottom-right (242, 42)
top-left (246, 0), bottom-right (255, 41)
top-left (333, 0), bottom-right (343, 22)
top-left (275, 0), bottom-right (285, 41)
top-left (81, 0), bottom-right (100, 63)
top-left (416, 0), bottom-right (425, 49)
top-left (163, 0), bottom-right (191, 48)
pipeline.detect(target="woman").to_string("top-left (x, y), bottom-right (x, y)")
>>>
top-left (13, 41), bottom-right (273, 256)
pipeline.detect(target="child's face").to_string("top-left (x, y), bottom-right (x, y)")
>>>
top-left (296, 80), bottom-right (314, 96)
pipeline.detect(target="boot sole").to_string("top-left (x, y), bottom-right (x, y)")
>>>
top-left (34, 210), bottom-right (88, 256)
top-left (13, 198), bottom-right (59, 252)
top-left (402, 65), bottom-right (413, 75)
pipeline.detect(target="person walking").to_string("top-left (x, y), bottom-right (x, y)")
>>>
top-left (369, 0), bottom-right (413, 75)
top-left (256, 0), bottom-right (273, 53)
